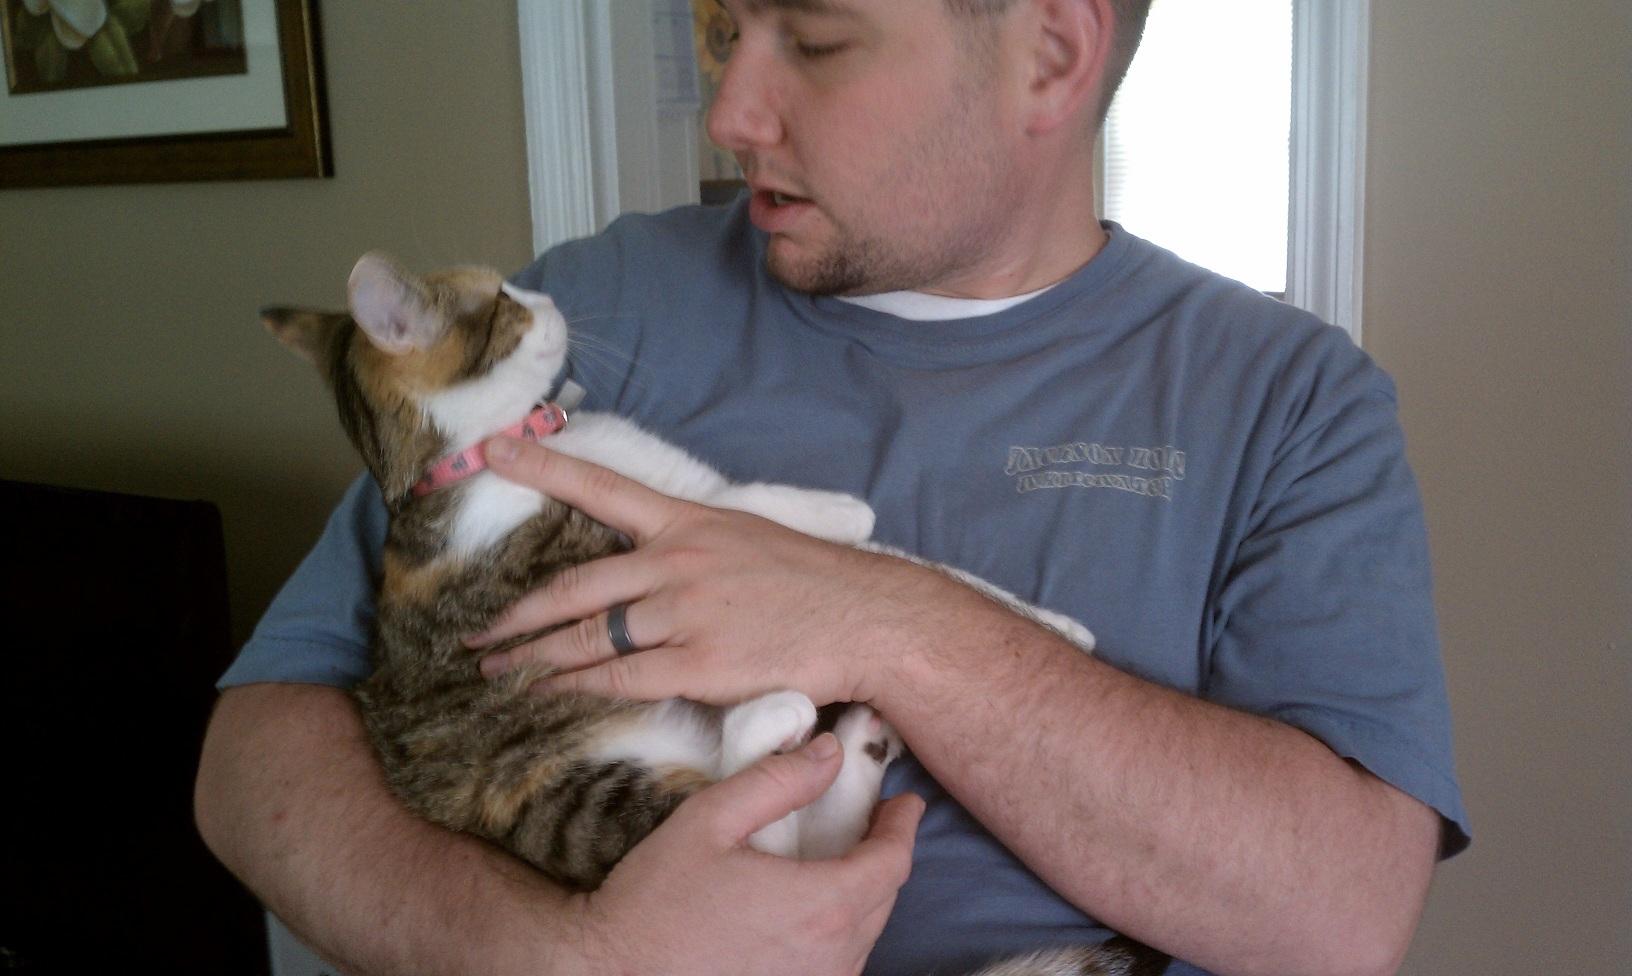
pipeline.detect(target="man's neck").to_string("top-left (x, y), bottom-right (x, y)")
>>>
top-left (912, 156), bottom-right (1108, 301)
top-left (919, 221), bottom-right (1108, 300)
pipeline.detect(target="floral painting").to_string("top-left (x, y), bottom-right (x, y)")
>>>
top-left (690, 0), bottom-right (741, 197)
top-left (3, 0), bottom-right (245, 96)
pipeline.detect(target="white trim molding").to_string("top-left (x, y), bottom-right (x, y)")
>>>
top-left (517, 0), bottom-right (601, 255)
top-left (517, 0), bottom-right (702, 257)
top-left (1288, 0), bottom-right (1370, 342)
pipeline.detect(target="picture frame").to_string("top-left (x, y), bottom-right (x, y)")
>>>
top-left (0, 0), bottom-right (329, 188)
top-left (689, 0), bottom-right (743, 204)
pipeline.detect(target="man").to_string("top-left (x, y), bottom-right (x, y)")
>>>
top-left (195, 2), bottom-right (1469, 974)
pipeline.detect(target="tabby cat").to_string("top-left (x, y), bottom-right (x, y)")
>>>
top-left (262, 253), bottom-right (1167, 975)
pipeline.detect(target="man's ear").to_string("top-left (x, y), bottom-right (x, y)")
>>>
top-left (1021, 0), bottom-right (1114, 135)
top-left (347, 252), bottom-right (447, 354)
top-left (262, 306), bottom-right (348, 369)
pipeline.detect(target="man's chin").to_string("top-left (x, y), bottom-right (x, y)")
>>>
top-left (765, 242), bottom-right (873, 298)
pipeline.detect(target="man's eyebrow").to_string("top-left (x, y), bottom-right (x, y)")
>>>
top-left (736, 0), bottom-right (859, 16)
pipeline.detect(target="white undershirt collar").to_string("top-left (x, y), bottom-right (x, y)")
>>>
top-left (835, 282), bottom-right (1059, 321)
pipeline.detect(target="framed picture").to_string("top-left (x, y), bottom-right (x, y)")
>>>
top-left (688, 0), bottom-right (743, 205)
top-left (0, 0), bottom-right (329, 187)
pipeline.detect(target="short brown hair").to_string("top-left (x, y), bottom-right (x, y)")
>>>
top-left (944, 0), bottom-right (1153, 124)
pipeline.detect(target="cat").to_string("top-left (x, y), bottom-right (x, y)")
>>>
top-left (262, 252), bottom-right (1167, 975)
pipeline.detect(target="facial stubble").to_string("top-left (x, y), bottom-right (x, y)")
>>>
top-left (761, 52), bottom-right (1011, 298)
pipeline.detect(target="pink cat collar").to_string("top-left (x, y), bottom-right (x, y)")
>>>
top-left (411, 403), bottom-right (568, 497)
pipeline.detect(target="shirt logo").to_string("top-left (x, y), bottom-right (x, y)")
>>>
top-left (1005, 441), bottom-right (1187, 501)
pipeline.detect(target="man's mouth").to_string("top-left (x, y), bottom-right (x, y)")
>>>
top-left (749, 188), bottom-right (816, 234)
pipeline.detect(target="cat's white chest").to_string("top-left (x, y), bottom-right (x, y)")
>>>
top-left (448, 473), bottom-right (546, 556)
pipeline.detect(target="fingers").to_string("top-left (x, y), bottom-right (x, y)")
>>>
top-left (797, 794), bottom-right (919, 971)
top-left (484, 437), bottom-right (681, 545)
top-left (859, 792), bottom-right (926, 852)
top-left (496, 598), bottom-right (666, 677)
top-left (478, 609), bottom-right (611, 678)
top-left (481, 593), bottom-right (676, 678)
top-left (685, 734), bottom-right (845, 847)
top-left (467, 551), bottom-right (653, 647)
top-left (530, 642), bottom-right (688, 701)
top-left (834, 793), bottom-right (923, 906)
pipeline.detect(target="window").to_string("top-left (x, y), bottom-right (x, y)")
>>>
top-left (1101, 0), bottom-right (1370, 337)
top-left (1101, 0), bottom-right (1294, 296)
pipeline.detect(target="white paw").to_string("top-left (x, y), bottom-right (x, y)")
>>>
top-left (794, 703), bottom-right (900, 860)
top-left (721, 690), bottom-right (818, 775)
top-left (832, 703), bottom-right (904, 769)
top-left (1034, 608), bottom-right (1095, 651)
top-left (712, 485), bottom-right (875, 543)
top-left (800, 492), bottom-right (876, 544)
top-left (747, 816), bottom-right (801, 858)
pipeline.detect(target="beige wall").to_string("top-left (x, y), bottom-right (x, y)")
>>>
top-left (1367, 1), bottom-right (1631, 972)
top-left (1, 0), bottom-right (1627, 971)
top-left (0, 4), bottom-right (535, 644)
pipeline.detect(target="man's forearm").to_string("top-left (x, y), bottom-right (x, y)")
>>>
top-left (865, 576), bottom-right (1440, 976)
top-left (194, 683), bottom-right (583, 976)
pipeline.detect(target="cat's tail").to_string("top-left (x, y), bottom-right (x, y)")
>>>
top-left (962, 937), bottom-right (1171, 976)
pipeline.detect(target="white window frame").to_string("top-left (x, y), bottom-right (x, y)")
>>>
top-left (516, 0), bottom-right (699, 256)
top-left (516, 0), bottom-right (1369, 339)
top-left (1287, 0), bottom-right (1370, 342)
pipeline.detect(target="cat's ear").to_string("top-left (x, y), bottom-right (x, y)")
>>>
top-left (499, 281), bottom-right (557, 314)
top-left (262, 306), bottom-right (348, 367)
top-left (347, 252), bottom-right (447, 354)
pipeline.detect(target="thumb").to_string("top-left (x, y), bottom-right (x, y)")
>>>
top-left (692, 733), bottom-right (844, 846)
top-left (863, 792), bottom-right (927, 848)
top-left (831, 793), bottom-right (925, 915)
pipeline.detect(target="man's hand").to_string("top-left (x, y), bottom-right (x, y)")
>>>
top-left (464, 437), bottom-right (1439, 976)
top-left (568, 733), bottom-right (924, 976)
top-left (198, 685), bottom-right (922, 976)
top-left (469, 436), bottom-right (951, 707)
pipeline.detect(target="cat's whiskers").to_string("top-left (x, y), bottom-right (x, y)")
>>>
top-left (564, 333), bottom-right (652, 398)
top-left (565, 337), bottom-right (635, 373)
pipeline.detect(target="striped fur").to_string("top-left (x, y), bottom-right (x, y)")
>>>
top-left (266, 255), bottom-right (712, 889)
top-left (964, 938), bottom-right (1170, 976)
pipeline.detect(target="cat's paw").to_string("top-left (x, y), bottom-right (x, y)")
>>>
top-left (796, 491), bottom-right (876, 544)
top-left (832, 703), bottom-right (903, 770)
top-left (721, 690), bottom-right (819, 776)
top-left (715, 484), bottom-right (875, 543)
top-left (793, 703), bottom-right (901, 860)
top-left (1033, 608), bottom-right (1095, 651)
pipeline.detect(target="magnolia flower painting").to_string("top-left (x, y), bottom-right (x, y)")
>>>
top-left (2, 0), bottom-right (244, 94)
top-left (690, 0), bottom-right (742, 194)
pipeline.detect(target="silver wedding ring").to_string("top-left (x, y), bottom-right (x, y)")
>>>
top-left (606, 602), bottom-right (638, 656)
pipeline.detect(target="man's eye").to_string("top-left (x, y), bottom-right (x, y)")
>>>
top-left (794, 39), bottom-right (848, 59)
top-left (704, 9), bottom-right (738, 62)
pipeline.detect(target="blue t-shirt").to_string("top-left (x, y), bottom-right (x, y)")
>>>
top-left (223, 202), bottom-right (1470, 975)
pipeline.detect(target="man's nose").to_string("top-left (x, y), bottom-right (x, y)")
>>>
top-left (705, 43), bottom-right (784, 152)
